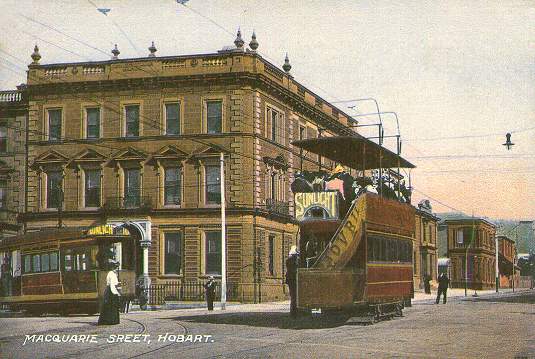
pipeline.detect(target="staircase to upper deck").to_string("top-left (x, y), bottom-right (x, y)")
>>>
top-left (312, 194), bottom-right (367, 270)
top-left (311, 192), bottom-right (416, 270)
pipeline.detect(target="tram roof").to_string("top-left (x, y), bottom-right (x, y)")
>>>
top-left (0, 227), bottom-right (130, 249)
top-left (291, 135), bottom-right (416, 170)
top-left (0, 228), bottom-right (87, 248)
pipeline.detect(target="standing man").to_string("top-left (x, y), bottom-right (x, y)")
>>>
top-left (285, 245), bottom-right (299, 317)
top-left (204, 276), bottom-right (216, 311)
top-left (436, 273), bottom-right (450, 304)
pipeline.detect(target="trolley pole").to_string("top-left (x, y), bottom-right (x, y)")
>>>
top-left (220, 152), bottom-right (227, 310)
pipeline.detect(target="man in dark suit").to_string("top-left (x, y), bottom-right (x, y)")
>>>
top-left (285, 245), bottom-right (299, 317)
top-left (436, 273), bottom-right (450, 304)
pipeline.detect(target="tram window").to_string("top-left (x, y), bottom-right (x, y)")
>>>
top-left (64, 253), bottom-right (72, 271)
top-left (32, 255), bottom-right (41, 272)
top-left (41, 253), bottom-right (50, 272)
top-left (50, 252), bottom-right (58, 271)
top-left (384, 239), bottom-right (390, 262)
top-left (367, 238), bottom-right (373, 260)
top-left (23, 255), bottom-right (31, 273)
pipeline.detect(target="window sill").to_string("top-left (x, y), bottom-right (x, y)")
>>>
top-left (42, 208), bottom-right (62, 212)
top-left (162, 204), bottom-right (182, 209)
top-left (203, 204), bottom-right (221, 208)
top-left (80, 207), bottom-right (101, 211)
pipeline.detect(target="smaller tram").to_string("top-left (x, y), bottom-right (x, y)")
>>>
top-left (291, 135), bottom-right (416, 321)
top-left (0, 225), bottom-right (136, 315)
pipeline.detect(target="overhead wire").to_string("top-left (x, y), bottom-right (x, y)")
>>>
top-left (6, 12), bottom-right (531, 219)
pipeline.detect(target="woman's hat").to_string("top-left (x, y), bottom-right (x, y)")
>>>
top-left (289, 245), bottom-right (298, 256)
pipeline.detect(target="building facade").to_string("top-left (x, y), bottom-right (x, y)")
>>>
top-left (413, 200), bottom-right (439, 290)
top-left (0, 88), bottom-right (27, 239)
top-left (445, 217), bottom-right (496, 290)
top-left (20, 34), bottom-right (355, 302)
top-left (497, 235), bottom-right (520, 288)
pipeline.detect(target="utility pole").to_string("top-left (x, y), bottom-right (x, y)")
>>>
top-left (57, 182), bottom-right (64, 229)
top-left (220, 152), bottom-right (227, 310)
top-left (513, 230), bottom-right (517, 293)
top-left (495, 233), bottom-right (499, 293)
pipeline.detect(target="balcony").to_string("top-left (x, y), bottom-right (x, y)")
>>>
top-left (0, 90), bottom-right (23, 103)
top-left (103, 196), bottom-right (153, 211)
top-left (265, 198), bottom-right (290, 216)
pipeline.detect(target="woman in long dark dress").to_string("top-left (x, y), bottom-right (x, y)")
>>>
top-left (98, 261), bottom-right (121, 325)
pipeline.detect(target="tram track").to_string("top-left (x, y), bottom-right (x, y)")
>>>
top-left (124, 319), bottom-right (190, 359)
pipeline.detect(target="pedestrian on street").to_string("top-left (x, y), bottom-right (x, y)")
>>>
top-left (436, 272), bottom-right (450, 304)
top-left (204, 276), bottom-right (216, 311)
top-left (98, 260), bottom-right (121, 325)
top-left (285, 245), bottom-right (299, 318)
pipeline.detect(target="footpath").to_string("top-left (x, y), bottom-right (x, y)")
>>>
top-left (128, 287), bottom-right (534, 313)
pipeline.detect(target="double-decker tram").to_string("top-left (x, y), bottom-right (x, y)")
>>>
top-left (0, 225), bottom-right (136, 315)
top-left (291, 134), bottom-right (416, 322)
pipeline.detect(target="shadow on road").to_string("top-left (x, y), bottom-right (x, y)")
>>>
top-left (163, 311), bottom-right (354, 329)
top-left (468, 292), bottom-right (535, 304)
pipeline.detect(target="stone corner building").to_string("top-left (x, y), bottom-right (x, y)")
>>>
top-left (413, 200), bottom-right (439, 290)
top-left (21, 35), bottom-right (355, 303)
top-left (0, 87), bottom-right (27, 239)
top-left (444, 216), bottom-right (496, 290)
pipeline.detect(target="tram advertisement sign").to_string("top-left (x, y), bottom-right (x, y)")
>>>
top-left (294, 192), bottom-right (339, 221)
top-left (87, 225), bottom-right (129, 236)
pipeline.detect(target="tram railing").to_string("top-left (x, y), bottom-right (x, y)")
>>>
top-left (265, 199), bottom-right (289, 215)
top-left (147, 280), bottom-right (238, 305)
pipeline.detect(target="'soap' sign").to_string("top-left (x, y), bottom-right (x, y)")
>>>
top-left (294, 192), bottom-right (339, 221)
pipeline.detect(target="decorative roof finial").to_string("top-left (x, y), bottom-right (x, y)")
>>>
top-left (31, 44), bottom-right (41, 65)
top-left (249, 30), bottom-right (258, 51)
top-left (282, 53), bottom-right (291, 73)
top-left (234, 28), bottom-right (244, 50)
top-left (148, 41), bottom-right (157, 57)
top-left (111, 44), bottom-right (120, 60)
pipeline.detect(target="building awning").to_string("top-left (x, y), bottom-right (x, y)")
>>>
top-left (291, 135), bottom-right (415, 170)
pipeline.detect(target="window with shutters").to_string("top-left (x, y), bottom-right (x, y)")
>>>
top-left (84, 169), bottom-right (101, 207)
top-left (85, 107), bottom-right (101, 139)
top-left (0, 123), bottom-right (7, 153)
top-left (205, 100), bottom-right (222, 134)
top-left (46, 171), bottom-right (62, 209)
top-left (164, 232), bottom-right (183, 275)
top-left (266, 105), bottom-right (285, 144)
top-left (205, 231), bottom-right (221, 275)
top-left (164, 167), bottom-right (181, 205)
top-left (165, 102), bottom-right (181, 135)
top-left (47, 109), bottom-right (62, 141)
top-left (124, 105), bottom-right (140, 137)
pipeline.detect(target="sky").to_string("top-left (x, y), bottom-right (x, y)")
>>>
top-left (0, 0), bottom-right (534, 220)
